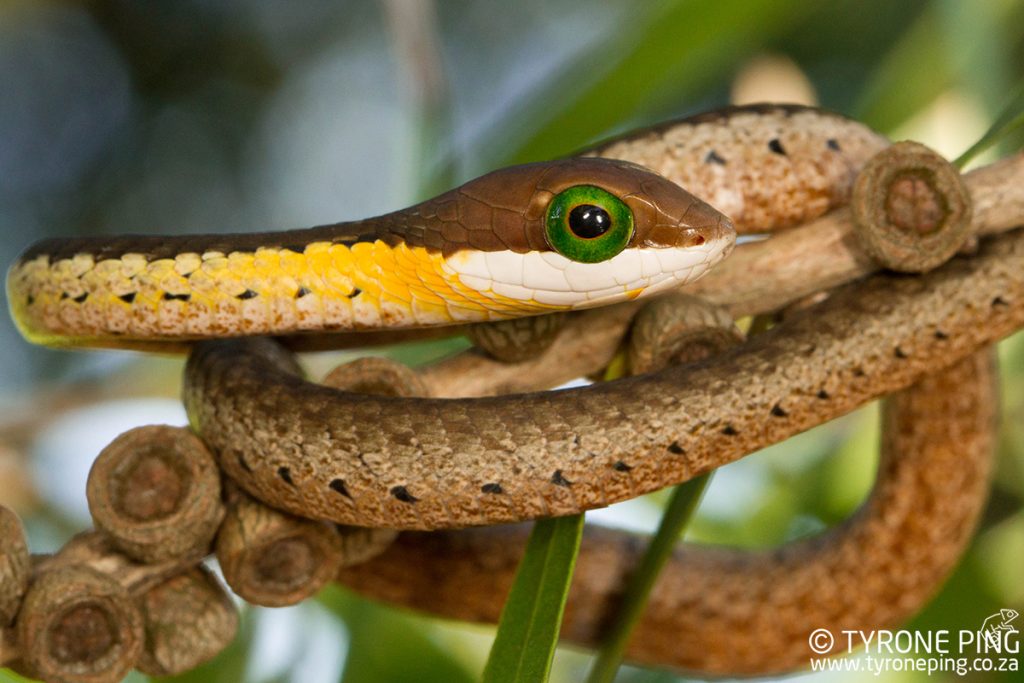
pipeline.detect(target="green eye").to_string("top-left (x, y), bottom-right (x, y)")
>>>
top-left (544, 185), bottom-right (634, 263)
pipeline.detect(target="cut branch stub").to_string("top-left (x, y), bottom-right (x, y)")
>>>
top-left (16, 565), bottom-right (142, 683)
top-left (334, 525), bottom-right (399, 568)
top-left (322, 356), bottom-right (431, 397)
top-left (1, 505), bottom-right (30, 626)
top-left (86, 426), bottom-right (225, 564)
top-left (852, 141), bottom-right (972, 273)
top-left (136, 565), bottom-right (238, 677)
top-left (215, 488), bottom-right (344, 607)
top-left (465, 313), bottom-right (568, 363)
top-left (628, 293), bottom-right (744, 374)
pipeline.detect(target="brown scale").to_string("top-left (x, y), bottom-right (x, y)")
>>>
top-left (183, 106), bottom-right (1017, 677)
top-left (15, 157), bottom-right (724, 263)
top-left (588, 103), bottom-right (890, 233)
top-left (183, 232), bottom-right (1021, 530)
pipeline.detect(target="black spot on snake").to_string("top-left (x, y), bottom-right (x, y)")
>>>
top-left (770, 403), bottom-right (788, 417)
top-left (237, 289), bottom-right (258, 300)
top-left (551, 470), bottom-right (572, 487)
top-left (26, 295), bottom-right (34, 306)
top-left (722, 424), bottom-right (738, 436)
top-left (391, 485), bottom-right (418, 503)
top-left (704, 150), bottom-right (726, 165)
top-left (347, 287), bottom-right (362, 299)
top-left (894, 346), bottom-right (908, 359)
top-left (277, 467), bottom-right (294, 485)
top-left (481, 483), bottom-right (504, 494)
top-left (817, 389), bottom-right (831, 399)
top-left (768, 138), bottom-right (787, 155)
top-left (60, 292), bottom-right (69, 300)
top-left (667, 441), bottom-right (686, 455)
top-left (992, 296), bottom-right (1008, 307)
top-left (119, 292), bottom-right (137, 304)
top-left (329, 478), bottom-right (352, 499)
top-left (295, 287), bottom-right (311, 299)
top-left (163, 292), bottom-right (191, 302)
top-left (612, 461), bottom-right (633, 472)
top-left (827, 138), bottom-right (841, 151)
top-left (73, 292), bottom-right (89, 303)
top-left (853, 367), bottom-right (866, 377)
top-left (934, 329), bottom-right (949, 340)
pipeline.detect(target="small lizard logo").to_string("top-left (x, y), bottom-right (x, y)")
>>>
top-left (980, 608), bottom-right (1020, 650)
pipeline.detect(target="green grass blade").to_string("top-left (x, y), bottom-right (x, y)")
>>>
top-left (585, 474), bottom-right (712, 683)
top-left (482, 513), bottom-right (586, 683)
top-left (953, 84), bottom-right (1024, 169)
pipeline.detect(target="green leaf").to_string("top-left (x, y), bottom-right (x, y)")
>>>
top-left (480, 0), bottom-right (814, 167)
top-left (953, 84), bottom-right (1024, 168)
top-left (482, 514), bottom-right (585, 683)
top-left (317, 586), bottom-right (475, 683)
top-left (0, 668), bottom-right (35, 683)
top-left (585, 475), bottom-right (711, 683)
top-left (852, 6), bottom-right (953, 132)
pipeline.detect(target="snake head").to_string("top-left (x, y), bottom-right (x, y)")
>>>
top-left (437, 158), bottom-right (736, 311)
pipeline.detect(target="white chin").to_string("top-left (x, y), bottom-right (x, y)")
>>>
top-left (443, 239), bottom-right (731, 312)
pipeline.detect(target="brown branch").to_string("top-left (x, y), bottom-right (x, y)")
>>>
top-left (688, 151), bottom-right (1024, 315)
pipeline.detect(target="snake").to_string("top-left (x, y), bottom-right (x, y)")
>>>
top-left (7, 158), bottom-right (733, 348)
top-left (6, 104), bottom-right (1012, 675)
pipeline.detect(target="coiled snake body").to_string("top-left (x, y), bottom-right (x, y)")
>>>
top-left (7, 105), bottom-right (1000, 675)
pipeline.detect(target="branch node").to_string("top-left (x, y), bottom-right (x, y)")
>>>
top-left (465, 313), bottom-right (568, 363)
top-left (1, 505), bottom-right (30, 626)
top-left (136, 565), bottom-right (238, 676)
top-left (322, 356), bottom-right (431, 397)
top-left (16, 565), bottom-right (142, 683)
top-left (852, 141), bottom-right (972, 272)
top-left (628, 294), bottom-right (744, 374)
top-left (87, 426), bottom-right (225, 563)
top-left (215, 487), bottom-right (344, 607)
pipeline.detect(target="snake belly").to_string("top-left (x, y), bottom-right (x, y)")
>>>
top-left (7, 159), bottom-right (732, 348)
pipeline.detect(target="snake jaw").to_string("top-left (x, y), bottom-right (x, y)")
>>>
top-left (441, 230), bottom-right (733, 312)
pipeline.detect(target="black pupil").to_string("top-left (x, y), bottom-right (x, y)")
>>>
top-left (568, 204), bottom-right (611, 239)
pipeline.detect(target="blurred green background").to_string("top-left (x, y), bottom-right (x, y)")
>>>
top-left (1, 0), bottom-right (1022, 681)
